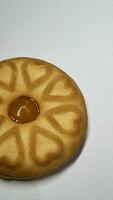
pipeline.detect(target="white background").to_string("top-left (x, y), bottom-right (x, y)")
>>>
top-left (0, 0), bottom-right (113, 199)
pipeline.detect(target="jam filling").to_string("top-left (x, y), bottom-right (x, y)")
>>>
top-left (8, 96), bottom-right (39, 124)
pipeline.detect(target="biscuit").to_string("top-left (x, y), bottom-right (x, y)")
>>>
top-left (0, 57), bottom-right (87, 179)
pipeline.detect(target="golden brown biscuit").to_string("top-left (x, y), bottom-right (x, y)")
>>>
top-left (0, 57), bottom-right (87, 180)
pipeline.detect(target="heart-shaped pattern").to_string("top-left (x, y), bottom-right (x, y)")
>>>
top-left (41, 75), bottom-right (77, 102)
top-left (22, 60), bottom-right (52, 90)
top-left (44, 105), bottom-right (82, 135)
top-left (30, 126), bottom-right (63, 165)
top-left (0, 61), bottom-right (17, 92)
top-left (0, 127), bottom-right (24, 168)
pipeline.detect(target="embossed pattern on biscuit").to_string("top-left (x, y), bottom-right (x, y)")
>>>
top-left (0, 58), bottom-right (87, 179)
top-left (0, 127), bottom-right (24, 168)
top-left (44, 105), bottom-right (82, 135)
top-left (21, 60), bottom-right (52, 90)
top-left (0, 61), bottom-right (17, 92)
top-left (30, 126), bottom-right (63, 165)
top-left (41, 75), bottom-right (77, 102)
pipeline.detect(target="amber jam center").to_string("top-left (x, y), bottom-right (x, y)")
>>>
top-left (8, 96), bottom-right (39, 124)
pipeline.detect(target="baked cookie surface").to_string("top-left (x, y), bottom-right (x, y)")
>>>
top-left (0, 57), bottom-right (87, 179)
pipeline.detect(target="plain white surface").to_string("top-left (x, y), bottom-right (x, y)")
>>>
top-left (0, 0), bottom-right (113, 199)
